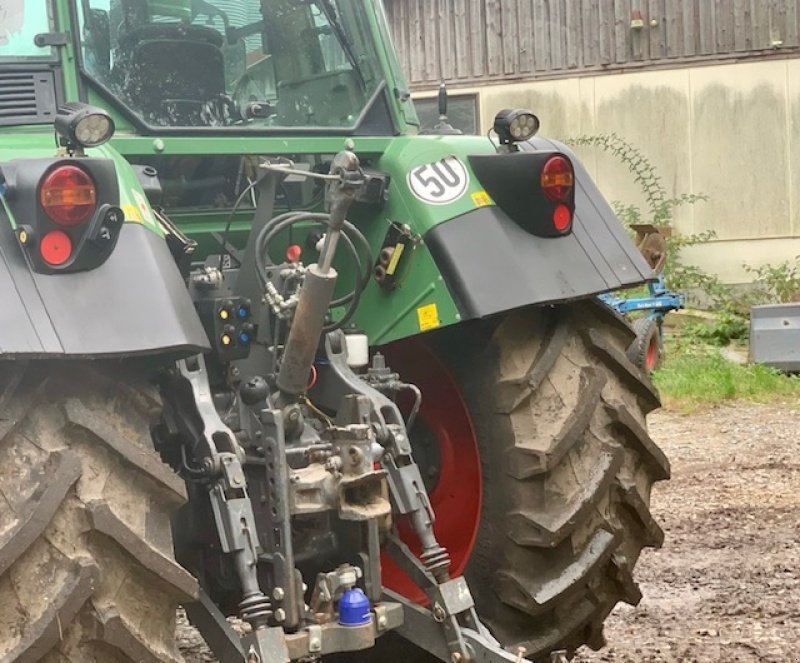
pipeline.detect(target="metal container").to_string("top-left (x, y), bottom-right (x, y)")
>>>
top-left (749, 303), bottom-right (800, 371)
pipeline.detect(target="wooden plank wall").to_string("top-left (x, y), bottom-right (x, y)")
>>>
top-left (383, 0), bottom-right (800, 86)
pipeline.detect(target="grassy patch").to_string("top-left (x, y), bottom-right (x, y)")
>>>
top-left (653, 343), bottom-right (800, 411)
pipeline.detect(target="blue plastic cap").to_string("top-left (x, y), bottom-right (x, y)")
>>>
top-left (239, 332), bottom-right (250, 344)
top-left (338, 588), bottom-right (371, 627)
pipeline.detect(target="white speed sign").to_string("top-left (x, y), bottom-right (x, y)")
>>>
top-left (407, 156), bottom-right (469, 205)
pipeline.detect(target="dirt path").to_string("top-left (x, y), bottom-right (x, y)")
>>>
top-left (575, 403), bottom-right (800, 663)
top-left (179, 403), bottom-right (800, 662)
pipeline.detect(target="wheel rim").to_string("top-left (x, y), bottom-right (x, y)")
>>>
top-left (645, 335), bottom-right (658, 371)
top-left (380, 338), bottom-right (482, 603)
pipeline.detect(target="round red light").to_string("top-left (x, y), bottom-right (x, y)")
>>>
top-left (541, 155), bottom-right (574, 203)
top-left (39, 165), bottom-right (97, 226)
top-left (286, 244), bottom-right (303, 263)
top-left (39, 230), bottom-right (73, 266)
top-left (553, 204), bottom-right (572, 232)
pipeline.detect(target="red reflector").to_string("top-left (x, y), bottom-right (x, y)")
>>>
top-left (40, 230), bottom-right (73, 266)
top-left (553, 204), bottom-right (572, 232)
top-left (40, 165), bottom-right (97, 226)
top-left (541, 155), bottom-right (574, 203)
top-left (286, 244), bottom-right (302, 263)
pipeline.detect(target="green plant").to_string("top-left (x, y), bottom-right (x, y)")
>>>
top-left (653, 341), bottom-right (800, 411)
top-left (685, 257), bottom-right (800, 344)
top-left (568, 133), bottom-right (707, 228)
top-left (743, 257), bottom-right (800, 303)
top-left (685, 310), bottom-right (749, 345)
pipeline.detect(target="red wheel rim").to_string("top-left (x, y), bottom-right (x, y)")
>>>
top-left (380, 338), bottom-right (482, 604)
top-left (645, 336), bottom-right (658, 372)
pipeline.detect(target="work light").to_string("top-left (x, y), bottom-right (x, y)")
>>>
top-left (493, 108), bottom-right (540, 144)
top-left (54, 102), bottom-right (115, 150)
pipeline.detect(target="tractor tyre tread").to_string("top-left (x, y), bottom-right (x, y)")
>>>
top-left (446, 300), bottom-right (668, 661)
top-left (0, 362), bottom-right (195, 663)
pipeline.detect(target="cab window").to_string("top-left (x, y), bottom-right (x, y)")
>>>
top-left (0, 0), bottom-right (53, 59)
top-left (77, 0), bottom-right (383, 129)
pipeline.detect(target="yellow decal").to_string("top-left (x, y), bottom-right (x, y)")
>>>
top-left (385, 243), bottom-right (405, 276)
top-left (133, 190), bottom-right (155, 225)
top-left (417, 303), bottom-right (440, 332)
top-left (471, 191), bottom-right (493, 207)
top-left (122, 203), bottom-right (143, 223)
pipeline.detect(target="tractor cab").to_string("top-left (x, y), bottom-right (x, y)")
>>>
top-left (1, 0), bottom-right (402, 132)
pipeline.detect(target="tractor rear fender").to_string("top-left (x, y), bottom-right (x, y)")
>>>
top-left (425, 137), bottom-right (655, 320)
top-left (0, 156), bottom-right (209, 358)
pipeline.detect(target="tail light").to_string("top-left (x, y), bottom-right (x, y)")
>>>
top-left (540, 155), bottom-right (574, 202)
top-left (39, 230), bottom-right (73, 266)
top-left (553, 204), bottom-right (572, 232)
top-left (541, 156), bottom-right (575, 234)
top-left (2, 156), bottom-right (121, 274)
top-left (39, 165), bottom-right (97, 226)
top-left (468, 151), bottom-right (577, 238)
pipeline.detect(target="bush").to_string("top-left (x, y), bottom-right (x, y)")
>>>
top-left (743, 258), bottom-right (800, 304)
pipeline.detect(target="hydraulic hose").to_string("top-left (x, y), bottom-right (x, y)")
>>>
top-left (256, 214), bottom-right (372, 332)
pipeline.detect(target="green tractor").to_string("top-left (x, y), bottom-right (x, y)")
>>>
top-left (0, 1), bottom-right (669, 661)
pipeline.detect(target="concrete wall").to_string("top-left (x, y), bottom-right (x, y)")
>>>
top-left (419, 58), bottom-right (800, 283)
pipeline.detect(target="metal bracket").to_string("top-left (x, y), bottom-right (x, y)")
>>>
top-left (384, 535), bottom-right (480, 662)
top-left (384, 589), bottom-right (521, 663)
top-left (246, 405), bottom-right (303, 629)
top-left (309, 564), bottom-right (362, 616)
top-left (242, 627), bottom-right (290, 663)
top-left (183, 588), bottom-right (245, 663)
top-left (34, 32), bottom-right (69, 47)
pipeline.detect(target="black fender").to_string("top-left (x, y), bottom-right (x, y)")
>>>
top-left (423, 136), bottom-right (654, 320)
top-left (0, 209), bottom-right (209, 357)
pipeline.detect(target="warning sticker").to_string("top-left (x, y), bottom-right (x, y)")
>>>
top-left (417, 303), bottom-right (440, 331)
top-left (471, 191), bottom-right (493, 207)
top-left (122, 203), bottom-right (142, 223)
top-left (132, 190), bottom-right (155, 225)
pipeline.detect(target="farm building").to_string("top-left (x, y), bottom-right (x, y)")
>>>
top-left (384, 1), bottom-right (800, 282)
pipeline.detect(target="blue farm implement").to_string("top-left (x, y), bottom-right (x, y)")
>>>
top-left (599, 225), bottom-right (684, 372)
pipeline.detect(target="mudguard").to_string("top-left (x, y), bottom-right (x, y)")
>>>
top-left (0, 207), bottom-right (209, 357)
top-left (423, 137), bottom-right (654, 320)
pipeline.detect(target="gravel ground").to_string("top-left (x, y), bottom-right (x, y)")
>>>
top-left (180, 403), bottom-right (800, 662)
top-left (575, 403), bottom-right (800, 663)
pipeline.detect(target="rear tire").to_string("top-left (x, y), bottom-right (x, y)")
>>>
top-left (329, 302), bottom-right (670, 663)
top-left (444, 301), bottom-right (669, 660)
top-left (0, 362), bottom-right (197, 663)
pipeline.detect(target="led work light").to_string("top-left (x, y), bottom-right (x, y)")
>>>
top-left (493, 108), bottom-right (540, 144)
top-left (54, 102), bottom-right (116, 150)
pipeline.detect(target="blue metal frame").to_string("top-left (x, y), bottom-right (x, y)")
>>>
top-left (598, 275), bottom-right (684, 325)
